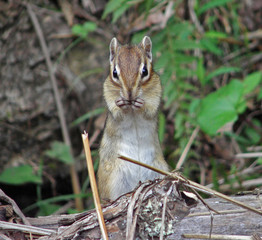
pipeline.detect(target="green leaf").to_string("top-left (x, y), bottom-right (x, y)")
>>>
top-left (158, 113), bottom-right (166, 143)
top-left (132, 31), bottom-right (148, 44)
top-left (196, 58), bottom-right (205, 85)
top-left (257, 158), bottom-right (262, 165)
top-left (244, 126), bottom-right (261, 145)
top-left (197, 0), bottom-right (234, 15)
top-left (175, 53), bottom-right (196, 63)
top-left (189, 99), bottom-right (201, 118)
top-left (71, 22), bottom-right (97, 38)
top-left (200, 38), bottom-right (223, 56)
top-left (218, 80), bottom-right (244, 107)
top-left (71, 25), bottom-right (85, 38)
top-left (112, 3), bottom-right (131, 22)
top-left (102, 0), bottom-right (126, 19)
top-left (174, 112), bottom-right (185, 139)
top-left (258, 88), bottom-right (262, 100)
top-left (236, 98), bottom-right (247, 114)
top-left (45, 141), bottom-right (74, 164)
top-left (172, 39), bottom-right (201, 50)
top-left (154, 52), bottom-right (170, 70)
top-left (38, 203), bottom-right (61, 216)
top-left (0, 165), bottom-right (42, 185)
top-left (243, 71), bottom-right (262, 95)
top-left (204, 31), bottom-right (228, 39)
top-left (205, 66), bottom-right (241, 84)
top-left (70, 107), bottom-right (105, 127)
top-left (83, 22), bottom-right (97, 32)
top-left (197, 80), bottom-right (244, 135)
top-left (168, 22), bottom-right (194, 38)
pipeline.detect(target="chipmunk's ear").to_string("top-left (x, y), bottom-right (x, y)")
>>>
top-left (109, 37), bottom-right (118, 63)
top-left (141, 36), bottom-right (152, 62)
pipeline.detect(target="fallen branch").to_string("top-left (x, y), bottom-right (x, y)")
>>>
top-left (119, 155), bottom-right (262, 216)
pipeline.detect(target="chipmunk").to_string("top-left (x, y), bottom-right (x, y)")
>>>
top-left (97, 36), bottom-right (169, 200)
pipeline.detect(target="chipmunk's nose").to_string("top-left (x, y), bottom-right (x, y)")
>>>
top-left (128, 90), bottom-right (132, 101)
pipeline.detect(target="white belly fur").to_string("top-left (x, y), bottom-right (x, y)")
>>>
top-left (117, 113), bottom-right (159, 186)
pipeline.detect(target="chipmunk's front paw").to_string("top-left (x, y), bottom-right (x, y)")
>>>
top-left (132, 98), bottom-right (144, 109)
top-left (115, 98), bottom-right (130, 109)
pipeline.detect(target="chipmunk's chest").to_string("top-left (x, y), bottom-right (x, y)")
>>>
top-left (117, 114), bottom-right (156, 165)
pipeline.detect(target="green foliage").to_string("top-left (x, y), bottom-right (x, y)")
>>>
top-left (197, 80), bottom-right (243, 135)
top-left (243, 71), bottom-right (262, 95)
top-left (0, 165), bottom-right (42, 185)
top-left (197, 72), bottom-right (261, 135)
top-left (258, 158), bottom-right (262, 166)
top-left (45, 141), bottom-right (74, 164)
top-left (102, 0), bottom-right (131, 22)
top-left (196, 0), bottom-right (234, 15)
top-left (242, 119), bottom-right (261, 145)
top-left (203, 66), bottom-right (241, 85)
top-left (70, 107), bottom-right (105, 127)
top-left (103, 0), bottom-right (159, 23)
top-left (24, 193), bottom-right (90, 214)
top-left (37, 203), bottom-right (61, 216)
top-left (72, 22), bottom-right (97, 39)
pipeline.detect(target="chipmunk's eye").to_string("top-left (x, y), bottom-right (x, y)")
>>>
top-left (141, 65), bottom-right (148, 78)
top-left (113, 67), bottom-right (119, 79)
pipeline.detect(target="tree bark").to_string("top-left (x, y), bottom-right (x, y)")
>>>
top-left (0, 181), bottom-right (261, 240)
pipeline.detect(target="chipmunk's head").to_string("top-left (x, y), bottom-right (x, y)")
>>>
top-left (108, 36), bottom-right (154, 110)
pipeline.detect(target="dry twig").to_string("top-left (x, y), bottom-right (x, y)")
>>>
top-left (26, 3), bottom-right (83, 211)
top-left (119, 155), bottom-right (262, 216)
top-left (236, 152), bottom-right (262, 158)
top-left (176, 126), bottom-right (200, 170)
top-left (0, 189), bottom-right (31, 226)
top-left (82, 132), bottom-right (108, 240)
top-left (183, 233), bottom-right (253, 239)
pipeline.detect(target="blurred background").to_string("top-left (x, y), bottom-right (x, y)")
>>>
top-left (0, 0), bottom-right (261, 217)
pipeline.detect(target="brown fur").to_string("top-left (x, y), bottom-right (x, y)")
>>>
top-left (98, 37), bottom-right (169, 200)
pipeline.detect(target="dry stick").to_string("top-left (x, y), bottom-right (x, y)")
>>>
top-left (0, 220), bottom-right (55, 236)
top-left (127, 182), bottom-right (157, 240)
top-left (26, 3), bottom-right (83, 211)
top-left (188, 209), bottom-right (247, 217)
top-left (118, 156), bottom-right (262, 216)
top-left (160, 187), bottom-right (172, 240)
top-left (175, 126), bottom-right (200, 170)
top-left (0, 189), bottom-right (31, 226)
top-left (0, 233), bottom-right (11, 240)
top-left (82, 133), bottom-right (108, 240)
top-left (182, 233), bottom-right (252, 240)
top-left (235, 152), bottom-right (262, 158)
top-left (126, 185), bottom-right (143, 239)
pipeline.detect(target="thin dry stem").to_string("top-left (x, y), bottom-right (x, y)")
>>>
top-left (126, 181), bottom-right (152, 240)
top-left (182, 233), bottom-right (252, 239)
top-left (82, 132), bottom-right (108, 240)
top-left (188, 209), bottom-right (247, 217)
top-left (0, 189), bottom-right (31, 226)
top-left (175, 126), bottom-right (200, 170)
top-left (26, 3), bottom-right (83, 211)
top-left (118, 155), bottom-right (262, 216)
top-left (160, 186), bottom-right (172, 240)
top-left (235, 152), bottom-right (262, 158)
top-left (0, 220), bottom-right (55, 236)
